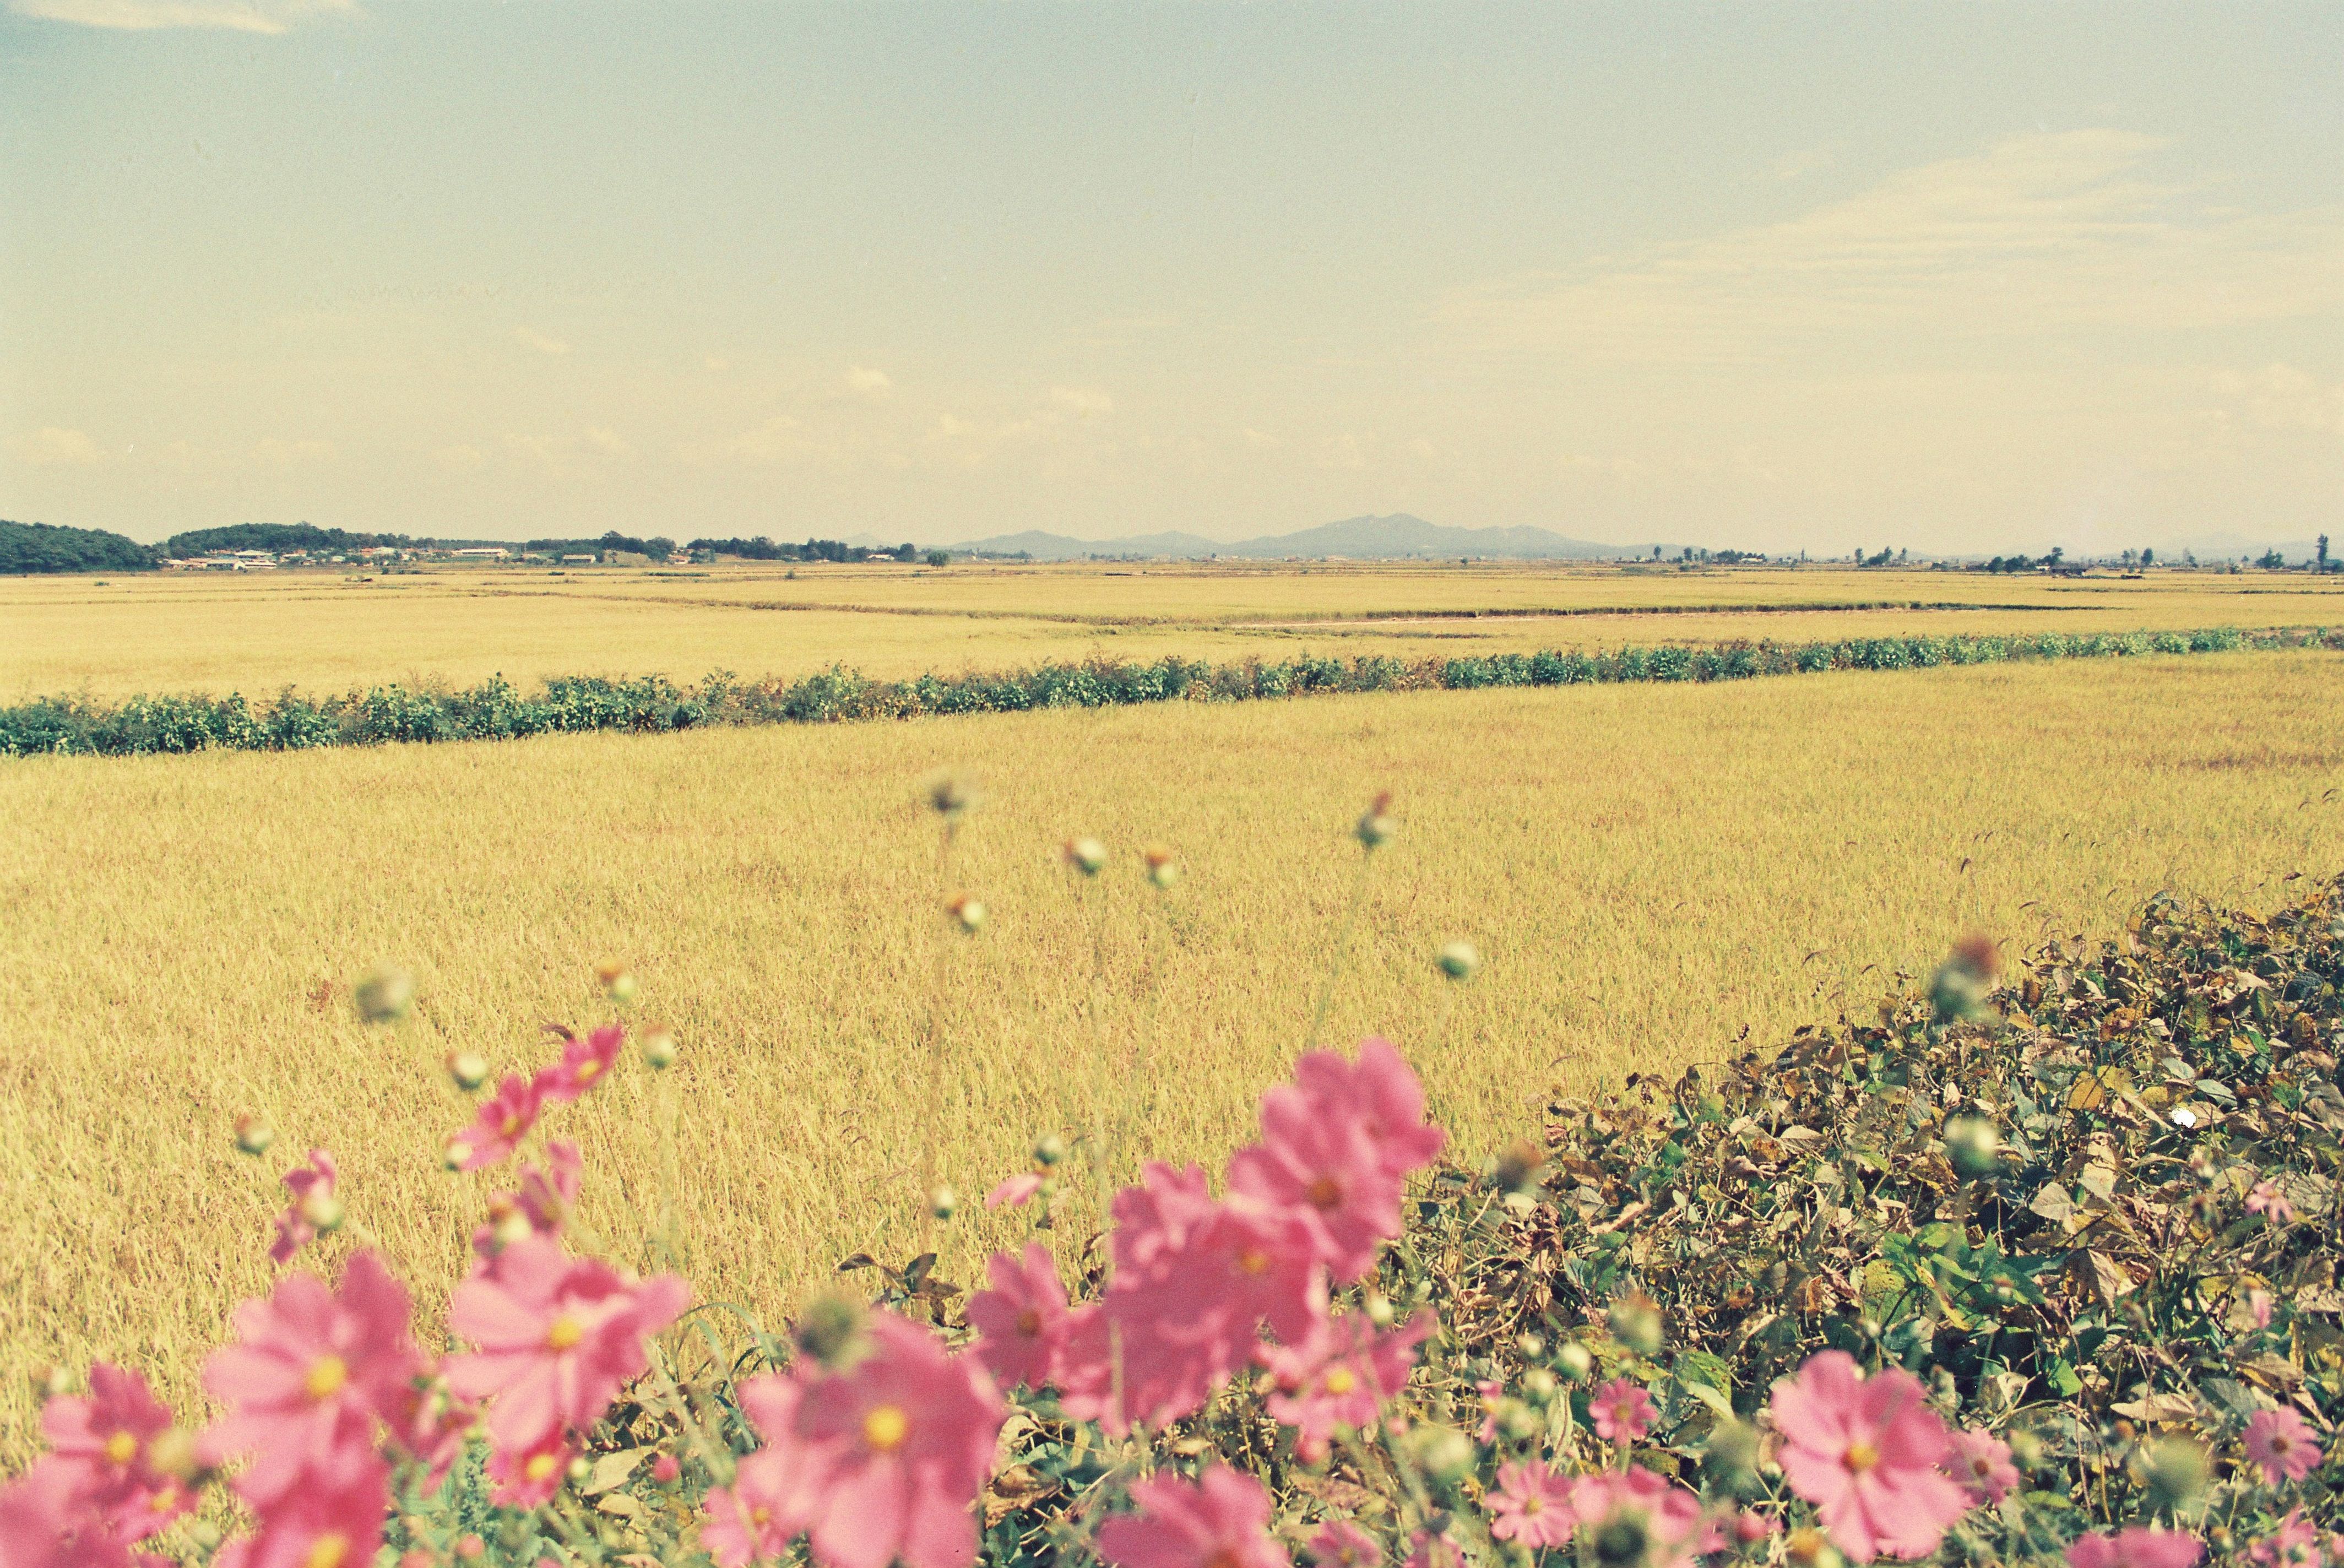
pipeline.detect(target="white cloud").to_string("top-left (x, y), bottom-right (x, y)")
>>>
top-left (512, 327), bottom-right (570, 355)
top-left (432, 444), bottom-right (487, 471)
top-left (1438, 131), bottom-right (2344, 365)
top-left (844, 366), bottom-right (893, 398)
top-left (8, 0), bottom-right (354, 32)
top-left (13, 426), bottom-right (105, 466)
top-left (583, 426), bottom-right (633, 458)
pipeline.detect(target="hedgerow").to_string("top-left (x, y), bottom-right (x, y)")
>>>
top-left (3, 788), bottom-right (2338, 1568)
top-left (3, 625), bottom-right (2334, 758)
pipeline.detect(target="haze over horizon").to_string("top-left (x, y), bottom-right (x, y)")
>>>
top-left (3, 3), bottom-right (2340, 558)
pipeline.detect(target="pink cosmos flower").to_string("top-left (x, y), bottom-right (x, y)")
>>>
top-left (2251, 1510), bottom-right (2323, 1568)
top-left (1486, 1460), bottom-right (1577, 1548)
top-left (964, 1244), bottom-right (1072, 1391)
top-left (269, 1150), bottom-right (339, 1265)
top-left (1290, 1038), bottom-right (1447, 1179)
top-left (0, 1460), bottom-right (163, 1568)
top-left (1474, 1378), bottom-right (1505, 1442)
top-left (203, 1250), bottom-right (421, 1507)
top-left (1403, 1532), bottom-right (1464, 1568)
top-left (1589, 1377), bottom-right (1656, 1445)
top-left (447, 1073), bottom-right (545, 1171)
top-left (1058, 1164), bottom-right (1325, 1434)
top-left (471, 1141), bottom-right (584, 1258)
top-left (1308, 1520), bottom-right (1384, 1568)
top-left (1228, 1098), bottom-right (1403, 1284)
top-left (2066, 1528), bottom-right (2205, 1568)
top-left (1095, 1466), bottom-right (1291, 1568)
top-left (985, 1173), bottom-right (1044, 1210)
top-left (1260, 1311), bottom-right (1433, 1457)
top-left (1943, 1428), bottom-right (2019, 1504)
top-left (2245, 1182), bottom-right (2298, 1225)
top-left (1770, 1350), bottom-right (1968, 1561)
top-left (213, 1461), bottom-right (388, 1568)
top-left (536, 1024), bottom-right (623, 1103)
top-left (39, 1364), bottom-right (190, 1538)
top-left (1736, 1511), bottom-right (1782, 1544)
top-left (1566, 1467), bottom-right (1717, 1568)
top-left (734, 1309), bottom-right (1006, 1568)
top-left (485, 1432), bottom-right (574, 1510)
top-left (700, 1448), bottom-right (802, 1568)
top-left (383, 1380), bottom-right (473, 1498)
top-left (443, 1235), bottom-right (690, 1456)
top-left (2243, 1407), bottom-right (2324, 1485)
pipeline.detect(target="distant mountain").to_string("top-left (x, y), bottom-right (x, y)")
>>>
top-left (943, 514), bottom-right (1658, 562)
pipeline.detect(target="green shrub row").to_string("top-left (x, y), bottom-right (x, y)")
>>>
top-left (3, 625), bottom-right (2333, 758)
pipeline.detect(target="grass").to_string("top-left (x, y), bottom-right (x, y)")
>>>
top-left (3, 647), bottom-right (2340, 1466)
top-left (7, 563), bottom-right (2341, 701)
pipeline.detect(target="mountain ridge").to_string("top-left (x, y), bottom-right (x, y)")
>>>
top-left (941, 514), bottom-right (1667, 561)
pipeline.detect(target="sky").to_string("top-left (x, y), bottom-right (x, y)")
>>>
top-left (2, 2), bottom-right (2340, 555)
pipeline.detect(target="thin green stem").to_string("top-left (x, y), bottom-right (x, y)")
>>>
top-left (1308, 851), bottom-right (1376, 1050)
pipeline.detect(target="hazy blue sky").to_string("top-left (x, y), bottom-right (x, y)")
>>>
top-left (3, 1), bottom-right (2338, 552)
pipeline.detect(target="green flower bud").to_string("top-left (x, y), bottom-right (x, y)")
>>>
top-left (299, 1190), bottom-right (344, 1234)
top-left (1408, 1425), bottom-right (1473, 1483)
top-left (1437, 941), bottom-right (1480, 981)
top-left (1355, 791), bottom-right (1395, 850)
top-left (1943, 1115), bottom-right (2001, 1180)
top-left (947, 893), bottom-right (986, 933)
top-left (1558, 1341), bottom-right (1593, 1381)
top-left (923, 771), bottom-right (979, 820)
top-left (446, 1051), bottom-right (490, 1091)
top-left (930, 1184), bottom-right (958, 1221)
top-left (640, 1024), bottom-right (677, 1071)
top-left (1034, 1132), bottom-right (1068, 1166)
top-left (1609, 1293), bottom-right (1665, 1358)
top-left (1144, 846), bottom-right (1180, 889)
top-left (234, 1114), bottom-right (276, 1157)
top-left (1521, 1367), bottom-right (1560, 1406)
top-left (793, 1293), bottom-right (870, 1371)
top-left (2134, 1437), bottom-right (2209, 1511)
top-left (1062, 838), bottom-right (1108, 876)
top-left (353, 965), bottom-right (414, 1024)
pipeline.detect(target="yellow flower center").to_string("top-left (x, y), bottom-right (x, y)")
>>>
top-left (750, 1506), bottom-right (771, 1526)
top-left (104, 1430), bottom-right (139, 1465)
top-left (1323, 1366), bottom-right (1358, 1396)
top-left (1014, 1307), bottom-right (1044, 1336)
top-left (148, 1486), bottom-right (182, 1513)
top-left (1843, 1440), bottom-right (1880, 1473)
top-left (546, 1315), bottom-right (585, 1352)
top-left (1238, 1248), bottom-right (1273, 1276)
top-left (576, 1060), bottom-right (600, 1082)
top-left (525, 1452), bottom-right (560, 1483)
top-left (501, 1113), bottom-right (523, 1136)
top-left (1523, 1495), bottom-right (1544, 1515)
top-left (305, 1532), bottom-right (350, 1568)
top-left (862, 1404), bottom-right (909, 1452)
top-left (1305, 1176), bottom-right (1343, 1210)
top-left (305, 1355), bottom-right (349, 1401)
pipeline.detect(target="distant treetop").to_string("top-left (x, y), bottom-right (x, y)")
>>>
top-left (1, 519), bottom-right (158, 574)
top-left (159, 523), bottom-right (415, 557)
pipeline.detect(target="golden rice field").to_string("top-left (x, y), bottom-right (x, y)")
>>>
top-left (5, 563), bottom-right (2340, 700)
top-left (4, 645), bottom-right (2342, 1465)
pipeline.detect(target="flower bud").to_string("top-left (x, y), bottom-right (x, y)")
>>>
top-left (1407, 1425), bottom-right (1473, 1483)
top-left (1355, 791), bottom-right (1395, 850)
top-left (1033, 1132), bottom-right (1068, 1166)
top-left (930, 1184), bottom-right (958, 1221)
top-left (1062, 838), bottom-right (1107, 876)
top-left (455, 1535), bottom-right (486, 1561)
top-left (1786, 1527), bottom-right (1843, 1568)
top-left (946, 893), bottom-right (986, 933)
top-left (1609, 1293), bottom-right (1665, 1358)
top-left (640, 1024), bottom-right (677, 1071)
top-left (353, 965), bottom-right (415, 1024)
top-left (594, 960), bottom-right (638, 1005)
top-left (493, 1208), bottom-right (534, 1247)
top-left (188, 1521), bottom-right (223, 1552)
top-left (1516, 1332), bottom-right (1545, 1359)
top-left (793, 1293), bottom-right (870, 1371)
top-left (234, 1114), bottom-right (276, 1157)
top-left (1704, 1419), bottom-right (1761, 1483)
top-left (1144, 845), bottom-right (1180, 889)
top-left (1735, 1511), bottom-right (1777, 1545)
top-left (2005, 1428), bottom-right (2046, 1469)
top-left (1496, 1399), bottom-right (1540, 1441)
top-left (650, 1452), bottom-right (681, 1484)
top-left (1491, 1140), bottom-right (1544, 1195)
top-left (1437, 941), bottom-right (1480, 981)
top-left (2134, 1437), bottom-right (2209, 1511)
top-left (923, 771), bottom-right (979, 820)
top-left (443, 1139), bottom-right (474, 1171)
top-left (1943, 1115), bottom-right (2001, 1180)
top-left (1521, 1367), bottom-right (1559, 1406)
top-left (146, 1427), bottom-right (200, 1481)
top-left (299, 1190), bottom-right (345, 1234)
top-left (446, 1051), bottom-right (490, 1092)
top-left (1558, 1341), bottom-right (1593, 1381)
top-left (1364, 1292), bottom-right (1396, 1328)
